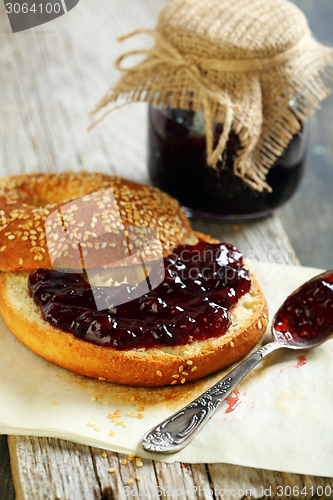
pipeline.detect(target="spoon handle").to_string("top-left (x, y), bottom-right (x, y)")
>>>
top-left (142, 341), bottom-right (285, 454)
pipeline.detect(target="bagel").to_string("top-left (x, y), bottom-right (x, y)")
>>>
top-left (0, 172), bottom-right (191, 272)
top-left (0, 172), bottom-right (268, 386)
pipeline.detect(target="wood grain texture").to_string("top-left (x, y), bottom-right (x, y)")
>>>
top-left (191, 217), bottom-right (299, 266)
top-left (208, 464), bottom-right (333, 500)
top-left (0, 0), bottom-right (332, 497)
top-left (8, 431), bottom-right (333, 500)
top-left (0, 436), bottom-right (16, 499)
top-left (8, 437), bottom-right (102, 500)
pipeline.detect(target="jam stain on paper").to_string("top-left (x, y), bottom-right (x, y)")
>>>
top-left (225, 390), bottom-right (241, 413)
top-left (216, 389), bottom-right (255, 422)
top-left (280, 354), bottom-right (307, 373)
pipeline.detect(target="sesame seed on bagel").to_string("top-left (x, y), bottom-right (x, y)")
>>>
top-left (0, 172), bottom-right (191, 272)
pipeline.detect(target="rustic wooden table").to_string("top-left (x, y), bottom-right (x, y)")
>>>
top-left (0, 0), bottom-right (332, 498)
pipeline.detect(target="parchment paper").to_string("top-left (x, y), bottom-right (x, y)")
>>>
top-left (1, 261), bottom-right (332, 477)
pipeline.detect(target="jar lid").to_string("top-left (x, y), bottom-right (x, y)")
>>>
top-left (93, 0), bottom-right (333, 191)
top-left (157, 0), bottom-right (310, 61)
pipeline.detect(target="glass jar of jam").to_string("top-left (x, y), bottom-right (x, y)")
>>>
top-left (148, 105), bottom-right (309, 221)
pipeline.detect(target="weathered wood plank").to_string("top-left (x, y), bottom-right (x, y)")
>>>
top-left (8, 436), bottom-right (102, 500)
top-left (208, 463), bottom-right (333, 500)
top-left (191, 216), bottom-right (299, 266)
top-left (154, 461), bottom-right (199, 500)
top-left (93, 448), bottom-right (159, 500)
top-left (190, 464), bottom-right (215, 499)
top-left (0, 436), bottom-right (15, 500)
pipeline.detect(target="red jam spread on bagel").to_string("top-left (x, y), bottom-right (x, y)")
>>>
top-left (28, 241), bottom-right (251, 350)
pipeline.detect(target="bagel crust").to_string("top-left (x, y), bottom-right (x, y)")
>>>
top-left (0, 172), bottom-right (191, 272)
top-left (0, 232), bottom-right (268, 387)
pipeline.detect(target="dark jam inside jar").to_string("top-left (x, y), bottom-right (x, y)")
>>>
top-left (148, 106), bottom-right (309, 221)
top-left (28, 241), bottom-right (251, 350)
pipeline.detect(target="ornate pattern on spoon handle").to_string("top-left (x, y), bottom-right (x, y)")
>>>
top-left (142, 341), bottom-right (285, 453)
top-left (142, 378), bottom-right (232, 452)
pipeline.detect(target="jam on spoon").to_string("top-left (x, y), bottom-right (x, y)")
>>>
top-left (28, 241), bottom-right (251, 349)
top-left (273, 270), bottom-right (333, 345)
top-left (142, 270), bottom-right (333, 454)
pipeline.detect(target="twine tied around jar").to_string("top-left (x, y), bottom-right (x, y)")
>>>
top-left (91, 0), bottom-right (333, 192)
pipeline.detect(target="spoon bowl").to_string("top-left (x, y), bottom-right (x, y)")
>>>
top-left (272, 269), bottom-right (333, 349)
top-left (142, 269), bottom-right (333, 454)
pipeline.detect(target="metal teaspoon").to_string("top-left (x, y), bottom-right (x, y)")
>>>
top-left (142, 270), bottom-right (333, 454)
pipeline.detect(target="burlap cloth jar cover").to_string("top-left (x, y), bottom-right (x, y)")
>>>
top-left (93, 0), bottom-right (333, 192)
